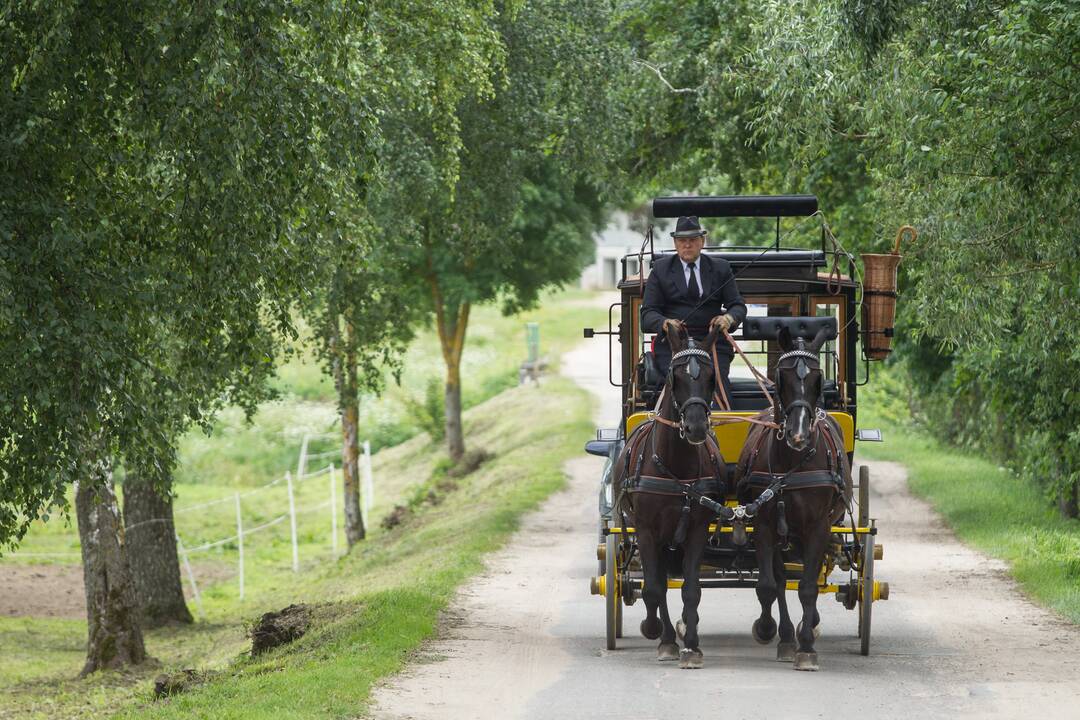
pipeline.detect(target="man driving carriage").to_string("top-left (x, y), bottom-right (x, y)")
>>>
top-left (641, 215), bottom-right (747, 405)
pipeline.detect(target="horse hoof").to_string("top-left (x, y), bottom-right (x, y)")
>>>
top-left (679, 648), bottom-right (704, 670)
top-left (793, 651), bottom-right (819, 671)
top-left (751, 618), bottom-right (776, 645)
top-left (797, 620), bottom-right (822, 640)
top-left (657, 643), bottom-right (680, 662)
top-left (776, 641), bottom-right (796, 662)
top-left (641, 618), bottom-right (662, 640)
top-left (676, 618), bottom-right (686, 640)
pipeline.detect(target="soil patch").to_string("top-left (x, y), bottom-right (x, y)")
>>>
top-left (0, 560), bottom-right (234, 619)
top-left (249, 603), bottom-right (311, 655)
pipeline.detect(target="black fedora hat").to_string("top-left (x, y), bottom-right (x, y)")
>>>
top-left (670, 216), bottom-right (707, 239)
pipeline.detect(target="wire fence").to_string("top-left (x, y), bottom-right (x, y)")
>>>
top-left (4, 434), bottom-right (376, 616)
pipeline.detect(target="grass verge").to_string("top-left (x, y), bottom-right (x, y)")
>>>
top-left (0, 374), bottom-right (594, 719)
top-left (115, 377), bottom-right (592, 719)
top-left (858, 371), bottom-right (1080, 623)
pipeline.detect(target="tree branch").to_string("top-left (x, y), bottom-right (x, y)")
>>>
top-left (632, 59), bottom-right (701, 95)
top-left (986, 261), bottom-right (1055, 279)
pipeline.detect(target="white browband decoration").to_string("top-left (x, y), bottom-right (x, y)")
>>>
top-left (777, 349), bottom-right (818, 364)
top-left (671, 348), bottom-right (712, 363)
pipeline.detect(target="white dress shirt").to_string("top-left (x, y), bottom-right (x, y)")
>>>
top-left (680, 257), bottom-right (705, 296)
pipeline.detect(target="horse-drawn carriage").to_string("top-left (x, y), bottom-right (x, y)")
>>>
top-left (584, 195), bottom-right (896, 668)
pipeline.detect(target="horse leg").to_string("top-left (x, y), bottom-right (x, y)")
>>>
top-left (677, 524), bottom-right (707, 669)
top-left (793, 528), bottom-right (829, 671)
top-left (655, 547), bottom-right (679, 660)
top-left (637, 532), bottom-right (677, 661)
top-left (751, 522), bottom-right (778, 646)
top-left (773, 543), bottom-right (796, 662)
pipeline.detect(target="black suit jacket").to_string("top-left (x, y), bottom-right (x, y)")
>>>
top-left (641, 253), bottom-right (747, 358)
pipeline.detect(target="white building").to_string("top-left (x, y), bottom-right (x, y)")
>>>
top-left (580, 210), bottom-right (672, 289)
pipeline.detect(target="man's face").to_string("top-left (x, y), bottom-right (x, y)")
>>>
top-left (675, 234), bottom-right (705, 263)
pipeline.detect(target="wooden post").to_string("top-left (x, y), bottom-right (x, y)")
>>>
top-left (296, 433), bottom-right (310, 480)
top-left (235, 493), bottom-right (245, 600)
top-left (175, 532), bottom-right (203, 618)
top-left (329, 464), bottom-right (339, 556)
top-left (286, 471), bottom-right (299, 572)
top-left (362, 440), bottom-right (373, 528)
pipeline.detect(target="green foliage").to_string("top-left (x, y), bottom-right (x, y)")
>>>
top-left (0, 1), bottom-right (380, 545)
top-left (370, 0), bottom-right (620, 457)
top-left (397, 0), bottom-right (618, 313)
top-left (624, 0), bottom-right (1080, 512)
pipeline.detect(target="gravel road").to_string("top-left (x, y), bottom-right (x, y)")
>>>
top-left (371, 321), bottom-right (1080, 720)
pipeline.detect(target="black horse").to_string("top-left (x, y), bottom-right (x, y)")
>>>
top-left (735, 324), bottom-right (851, 671)
top-left (611, 323), bottom-right (728, 669)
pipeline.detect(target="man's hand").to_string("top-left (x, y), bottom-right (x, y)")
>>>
top-left (710, 314), bottom-right (735, 333)
top-left (662, 318), bottom-right (685, 336)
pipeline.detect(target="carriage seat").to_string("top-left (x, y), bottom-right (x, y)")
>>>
top-left (727, 378), bottom-right (841, 412)
top-left (637, 351), bottom-right (664, 406)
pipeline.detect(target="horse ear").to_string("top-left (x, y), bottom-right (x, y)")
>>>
top-left (808, 325), bottom-right (831, 353)
top-left (666, 321), bottom-right (689, 352)
top-left (777, 325), bottom-right (793, 352)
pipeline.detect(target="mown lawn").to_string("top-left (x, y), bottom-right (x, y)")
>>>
top-left (0, 289), bottom-right (604, 719)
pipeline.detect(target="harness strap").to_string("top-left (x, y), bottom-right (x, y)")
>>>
top-left (711, 339), bottom-right (732, 412)
top-left (743, 470), bottom-right (841, 491)
top-left (737, 446), bottom-right (818, 519)
top-left (711, 413), bottom-right (781, 430)
top-left (724, 329), bottom-right (779, 417)
top-left (632, 476), bottom-right (723, 496)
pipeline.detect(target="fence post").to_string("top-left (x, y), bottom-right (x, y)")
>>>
top-left (235, 492), bottom-right (245, 600)
top-left (296, 433), bottom-right (310, 480)
top-left (329, 463), bottom-right (338, 556)
top-left (362, 439), bottom-right (373, 525)
top-left (175, 532), bottom-right (204, 619)
top-left (286, 471), bottom-right (299, 572)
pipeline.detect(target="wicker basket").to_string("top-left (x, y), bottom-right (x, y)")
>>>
top-left (860, 226), bottom-right (915, 360)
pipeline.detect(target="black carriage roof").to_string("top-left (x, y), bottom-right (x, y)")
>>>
top-left (652, 195), bottom-right (819, 218)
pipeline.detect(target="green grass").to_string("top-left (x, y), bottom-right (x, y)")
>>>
top-left (109, 378), bottom-right (586, 719)
top-left (170, 287), bottom-right (600, 487)
top-left (114, 380), bottom-right (590, 719)
top-left (858, 368), bottom-right (1080, 623)
top-left (0, 288), bottom-right (603, 719)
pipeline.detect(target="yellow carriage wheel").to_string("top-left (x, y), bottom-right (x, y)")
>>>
top-left (605, 533), bottom-right (620, 650)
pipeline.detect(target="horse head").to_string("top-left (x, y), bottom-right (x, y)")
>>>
top-left (775, 324), bottom-right (831, 452)
top-left (664, 323), bottom-right (722, 446)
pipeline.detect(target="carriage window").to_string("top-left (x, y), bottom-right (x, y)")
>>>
top-left (812, 298), bottom-right (845, 383)
top-left (731, 296), bottom-right (799, 383)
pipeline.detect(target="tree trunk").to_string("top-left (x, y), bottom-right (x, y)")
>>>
top-left (430, 288), bottom-right (470, 463)
top-left (332, 316), bottom-right (365, 547)
top-left (75, 468), bottom-right (147, 676)
top-left (424, 243), bottom-right (471, 464)
top-left (1059, 483), bottom-right (1079, 519)
top-left (123, 471), bottom-right (193, 627)
top-left (445, 362), bottom-right (465, 462)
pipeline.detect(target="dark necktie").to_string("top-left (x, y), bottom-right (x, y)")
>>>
top-left (687, 262), bottom-right (700, 301)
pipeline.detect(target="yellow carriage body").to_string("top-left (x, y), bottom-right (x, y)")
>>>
top-left (625, 411), bottom-right (855, 458)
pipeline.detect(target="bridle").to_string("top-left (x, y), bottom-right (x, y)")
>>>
top-left (774, 346), bottom-right (825, 441)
